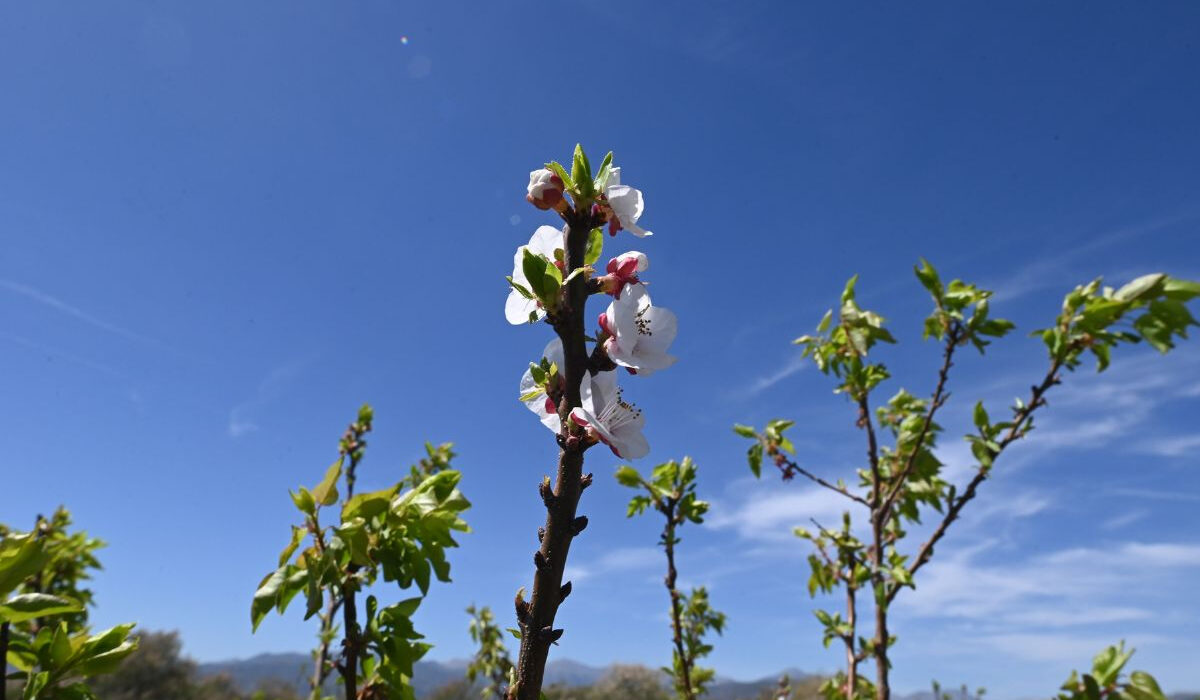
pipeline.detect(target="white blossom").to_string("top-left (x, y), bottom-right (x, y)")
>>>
top-left (570, 370), bottom-right (649, 459)
top-left (519, 338), bottom-right (564, 432)
top-left (505, 225), bottom-right (564, 325)
top-left (602, 284), bottom-right (677, 376)
top-left (602, 167), bottom-right (652, 237)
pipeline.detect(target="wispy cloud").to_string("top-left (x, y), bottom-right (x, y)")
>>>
top-left (1107, 487), bottom-right (1200, 504)
top-left (0, 331), bottom-right (128, 380)
top-left (0, 278), bottom-right (166, 347)
top-left (987, 213), bottom-right (1192, 303)
top-left (565, 546), bottom-right (662, 584)
top-left (1100, 509), bottom-right (1150, 531)
top-left (730, 353), bottom-right (808, 400)
top-left (900, 539), bottom-right (1200, 626)
top-left (228, 358), bottom-right (315, 438)
top-left (1136, 434), bottom-right (1200, 458)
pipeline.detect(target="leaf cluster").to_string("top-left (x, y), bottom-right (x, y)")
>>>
top-left (1, 517), bottom-right (137, 700)
top-left (1057, 644), bottom-right (1166, 700)
top-left (615, 457), bottom-right (708, 529)
top-left (251, 405), bottom-right (471, 700)
top-left (465, 604), bottom-right (513, 699)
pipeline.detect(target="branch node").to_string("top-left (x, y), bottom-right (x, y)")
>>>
top-left (534, 550), bottom-right (550, 572)
top-left (539, 626), bottom-right (564, 644)
top-left (558, 581), bottom-right (572, 604)
top-left (570, 515), bottom-right (589, 535)
top-left (580, 473), bottom-right (594, 490)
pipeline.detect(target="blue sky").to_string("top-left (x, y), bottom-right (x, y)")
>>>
top-left (2, 1), bottom-right (1200, 697)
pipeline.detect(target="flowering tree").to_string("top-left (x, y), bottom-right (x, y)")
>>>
top-left (507, 145), bottom-right (676, 700)
top-left (615, 457), bottom-right (724, 700)
top-left (735, 264), bottom-right (1198, 700)
top-left (251, 405), bottom-right (470, 700)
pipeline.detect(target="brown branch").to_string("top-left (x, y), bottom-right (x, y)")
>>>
top-left (890, 357), bottom-right (1065, 605)
top-left (1, 622), bottom-right (9, 700)
top-left (662, 499), bottom-right (696, 700)
top-left (776, 454), bottom-right (870, 507)
top-left (879, 326), bottom-right (961, 518)
top-left (859, 395), bottom-right (881, 509)
top-left (509, 207), bottom-right (599, 700)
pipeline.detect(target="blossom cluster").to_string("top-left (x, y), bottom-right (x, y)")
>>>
top-left (506, 151), bottom-right (676, 459)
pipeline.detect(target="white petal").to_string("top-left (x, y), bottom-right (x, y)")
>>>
top-left (506, 292), bottom-right (542, 325)
top-left (528, 225), bottom-right (565, 258)
top-left (612, 420), bottom-right (650, 459)
top-left (639, 304), bottom-right (678, 355)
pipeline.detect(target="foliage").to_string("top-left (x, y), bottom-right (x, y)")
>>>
top-left (250, 404), bottom-right (470, 700)
top-left (539, 665), bottom-right (671, 700)
top-left (89, 629), bottom-right (301, 700)
top-left (1057, 644), bottom-right (1166, 700)
top-left (0, 510), bottom-right (137, 700)
top-left (734, 262), bottom-right (1199, 700)
top-left (466, 605), bottom-right (514, 699)
top-left (0, 508), bottom-right (104, 632)
top-left (615, 458), bottom-right (723, 700)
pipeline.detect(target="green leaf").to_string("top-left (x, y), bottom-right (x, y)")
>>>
top-left (1114, 274), bottom-right (1166, 303)
top-left (594, 151), bottom-right (614, 191)
top-left (0, 593), bottom-right (83, 624)
top-left (278, 526), bottom-right (304, 567)
top-left (544, 161), bottom-right (574, 191)
top-left (506, 276), bottom-right (534, 300)
top-left (748, 442), bottom-right (763, 478)
top-left (0, 534), bottom-right (48, 598)
top-left (614, 465), bottom-right (642, 488)
top-left (1128, 671), bottom-right (1166, 700)
top-left (290, 488), bottom-right (316, 517)
top-left (312, 459), bottom-right (343, 507)
top-left (972, 402), bottom-right (990, 431)
top-left (914, 258), bottom-right (944, 298)
top-left (1163, 277), bottom-right (1200, 301)
top-left (732, 424), bottom-right (757, 439)
top-left (816, 309), bottom-right (834, 333)
top-left (584, 227), bottom-right (604, 266)
top-left (251, 568), bottom-right (287, 632)
top-left (23, 671), bottom-right (48, 700)
top-left (571, 144), bottom-right (593, 196)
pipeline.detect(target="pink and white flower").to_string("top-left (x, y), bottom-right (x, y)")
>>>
top-left (519, 338), bottom-right (565, 433)
top-left (569, 370), bottom-right (649, 459)
top-left (598, 251), bottom-right (649, 297)
top-left (599, 167), bottom-right (652, 237)
top-left (603, 284), bottom-right (677, 376)
top-left (505, 225), bottom-right (565, 325)
top-left (526, 168), bottom-right (565, 210)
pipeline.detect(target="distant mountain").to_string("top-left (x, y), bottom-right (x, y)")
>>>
top-left (198, 654), bottom-right (810, 699)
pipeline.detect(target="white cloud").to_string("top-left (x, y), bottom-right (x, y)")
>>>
top-left (730, 353), bottom-right (808, 399)
top-left (0, 278), bottom-right (167, 348)
top-left (565, 546), bottom-right (662, 583)
top-left (1100, 510), bottom-right (1150, 531)
top-left (706, 481), bottom-right (860, 543)
top-left (1137, 434), bottom-right (1200, 458)
top-left (227, 358), bottom-right (315, 438)
top-left (899, 540), bottom-right (1200, 626)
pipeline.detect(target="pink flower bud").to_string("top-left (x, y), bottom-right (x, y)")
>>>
top-left (526, 169), bottom-right (564, 210)
top-left (598, 312), bottom-right (612, 337)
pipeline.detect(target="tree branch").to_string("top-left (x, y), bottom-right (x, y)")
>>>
top-left (891, 357), bottom-right (1065, 604)
top-left (879, 326), bottom-right (961, 517)
top-left (510, 207), bottom-right (599, 700)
